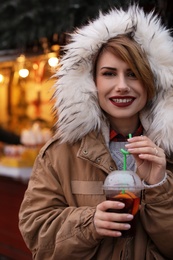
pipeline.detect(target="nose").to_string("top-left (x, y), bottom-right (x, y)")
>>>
top-left (115, 75), bottom-right (130, 93)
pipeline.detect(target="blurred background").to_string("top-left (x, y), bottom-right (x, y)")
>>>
top-left (0, 0), bottom-right (172, 259)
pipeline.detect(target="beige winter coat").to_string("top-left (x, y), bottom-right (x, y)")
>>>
top-left (19, 131), bottom-right (173, 260)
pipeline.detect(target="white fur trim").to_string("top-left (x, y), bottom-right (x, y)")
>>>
top-left (140, 89), bottom-right (173, 155)
top-left (53, 5), bottom-right (173, 155)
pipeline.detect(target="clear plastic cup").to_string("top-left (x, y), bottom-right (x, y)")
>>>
top-left (103, 170), bottom-right (143, 237)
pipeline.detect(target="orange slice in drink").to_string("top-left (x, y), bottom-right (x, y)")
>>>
top-left (113, 191), bottom-right (139, 215)
top-left (114, 191), bottom-right (137, 200)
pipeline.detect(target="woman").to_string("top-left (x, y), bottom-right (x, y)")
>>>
top-left (19, 5), bottom-right (173, 259)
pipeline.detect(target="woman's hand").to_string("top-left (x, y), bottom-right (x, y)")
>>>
top-left (94, 200), bottom-right (133, 237)
top-left (125, 136), bottom-right (166, 185)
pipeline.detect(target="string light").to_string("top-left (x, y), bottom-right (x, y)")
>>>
top-left (48, 57), bottom-right (59, 67)
top-left (17, 54), bottom-right (30, 78)
top-left (0, 74), bottom-right (4, 83)
top-left (19, 68), bottom-right (29, 78)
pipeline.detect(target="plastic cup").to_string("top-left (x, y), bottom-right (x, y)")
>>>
top-left (103, 170), bottom-right (143, 237)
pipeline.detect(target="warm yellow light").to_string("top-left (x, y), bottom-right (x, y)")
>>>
top-left (33, 63), bottom-right (39, 70)
top-left (19, 68), bottom-right (29, 78)
top-left (48, 57), bottom-right (59, 67)
top-left (0, 74), bottom-right (4, 83)
top-left (17, 54), bottom-right (26, 63)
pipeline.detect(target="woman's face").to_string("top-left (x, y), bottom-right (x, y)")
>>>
top-left (95, 50), bottom-right (147, 126)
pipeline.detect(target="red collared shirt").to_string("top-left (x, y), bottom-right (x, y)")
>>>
top-left (110, 124), bottom-right (143, 142)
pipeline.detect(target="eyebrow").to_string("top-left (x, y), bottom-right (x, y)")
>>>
top-left (100, 67), bottom-right (132, 72)
top-left (100, 67), bottom-right (116, 70)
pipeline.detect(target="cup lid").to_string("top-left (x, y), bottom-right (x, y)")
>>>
top-left (103, 170), bottom-right (144, 190)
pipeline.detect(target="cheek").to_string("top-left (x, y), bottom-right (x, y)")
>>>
top-left (96, 89), bottom-right (103, 104)
top-left (96, 80), bottom-right (105, 97)
top-left (96, 77), bottom-right (111, 95)
top-left (96, 86), bottom-right (107, 108)
top-left (97, 86), bottom-right (108, 103)
top-left (140, 92), bottom-right (148, 108)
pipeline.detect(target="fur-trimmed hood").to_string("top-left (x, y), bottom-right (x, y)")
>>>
top-left (53, 5), bottom-right (173, 156)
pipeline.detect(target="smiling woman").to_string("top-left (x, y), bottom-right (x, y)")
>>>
top-left (19, 4), bottom-right (173, 260)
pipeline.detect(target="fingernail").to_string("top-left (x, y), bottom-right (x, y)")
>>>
top-left (127, 138), bottom-right (133, 141)
top-left (127, 148), bottom-right (133, 152)
top-left (117, 203), bottom-right (125, 207)
top-left (124, 224), bottom-right (131, 229)
top-left (127, 214), bottom-right (133, 220)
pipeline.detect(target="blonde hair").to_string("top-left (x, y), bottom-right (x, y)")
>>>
top-left (93, 34), bottom-right (155, 100)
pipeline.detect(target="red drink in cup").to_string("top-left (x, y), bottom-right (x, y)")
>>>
top-left (103, 170), bottom-right (143, 237)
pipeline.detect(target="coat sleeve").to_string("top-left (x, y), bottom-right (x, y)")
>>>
top-left (18, 152), bottom-right (103, 260)
top-left (140, 170), bottom-right (173, 259)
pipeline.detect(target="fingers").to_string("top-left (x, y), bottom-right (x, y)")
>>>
top-left (125, 135), bottom-right (166, 184)
top-left (94, 220), bottom-right (131, 237)
top-left (96, 200), bottom-right (124, 212)
top-left (125, 136), bottom-right (165, 160)
top-left (94, 201), bottom-right (134, 237)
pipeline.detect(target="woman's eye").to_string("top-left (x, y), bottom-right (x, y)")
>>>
top-left (102, 71), bottom-right (115, 76)
top-left (128, 71), bottom-right (136, 78)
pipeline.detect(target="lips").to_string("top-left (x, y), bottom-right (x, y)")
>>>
top-left (110, 96), bottom-right (135, 107)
